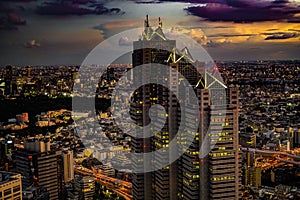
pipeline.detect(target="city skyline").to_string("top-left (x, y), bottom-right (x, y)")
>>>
top-left (0, 60), bottom-right (300, 199)
top-left (0, 3), bottom-right (300, 200)
top-left (0, 0), bottom-right (300, 65)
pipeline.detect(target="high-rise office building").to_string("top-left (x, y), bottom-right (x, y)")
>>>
top-left (0, 171), bottom-right (22, 200)
top-left (62, 150), bottom-right (74, 183)
top-left (15, 139), bottom-right (61, 200)
top-left (131, 15), bottom-right (178, 200)
top-left (130, 16), bottom-right (241, 200)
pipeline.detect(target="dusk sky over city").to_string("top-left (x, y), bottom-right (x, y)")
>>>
top-left (1, 1), bottom-right (300, 199)
top-left (1, 0), bottom-right (300, 65)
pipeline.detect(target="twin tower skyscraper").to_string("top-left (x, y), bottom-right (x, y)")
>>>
top-left (130, 16), bottom-right (241, 200)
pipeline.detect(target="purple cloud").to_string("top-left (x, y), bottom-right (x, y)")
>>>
top-left (264, 32), bottom-right (299, 40)
top-left (288, 17), bottom-right (300, 23)
top-left (273, 0), bottom-right (289, 4)
top-left (185, 0), bottom-right (300, 23)
top-left (225, 0), bottom-right (254, 8)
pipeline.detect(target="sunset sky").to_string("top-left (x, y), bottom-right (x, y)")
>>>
top-left (0, 0), bottom-right (300, 65)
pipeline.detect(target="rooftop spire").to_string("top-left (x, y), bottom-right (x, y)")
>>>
top-left (158, 17), bottom-right (162, 28)
top-left (145, 15), bottom-right (149, 27)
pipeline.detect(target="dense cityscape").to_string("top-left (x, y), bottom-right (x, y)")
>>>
top-left (1, 15), bottom-right (300, 200)
top-left (1, 61), bottom-right (300, 199)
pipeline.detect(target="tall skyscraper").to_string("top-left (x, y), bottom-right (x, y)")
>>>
top-left (130, 16), bottom-right (241, 200)
top-left (195, 88), bottom-right (241, 200)
top-left (62, 150), bottom-right (74, 183)
top-left (131, 15), bottom-right (178, 200)
top-left (15, 139), bottom-right (61, 200)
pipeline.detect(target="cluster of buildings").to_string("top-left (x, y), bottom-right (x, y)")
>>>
top-left (242, 149), bottom-right (300, 199)
top-left (75, 111), bottom-right (131, 170)
top-left (0, 107), bottom-right (132, 199)
top-left (0, 112), bottom-right (29, 131)
top-left (0, 65), bottom-right (78, 99)
top-left (35, 109), bottom-right (72, 127)
top-left (243, 184), bottom-right (299, 200)
top-left (218, 61), bottom-right (300, 199)
top-left (0, 128), bottom-right (88, 199)
top-left (97, 64), bottom-right (132, 99)
top-left (0, 130), bottom-right (99, 199)
top-left (219, 61), bottom-right (300, 150)
top-left (0, 62), bottom-right (132, 101)
top-left (1, 16), bottom-right (300, 200)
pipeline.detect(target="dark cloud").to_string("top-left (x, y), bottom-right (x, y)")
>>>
top-left (0, 2), bottom-right (27, 30)
top-left (272, 0), bottom-right (289, 4)
top-left (186, 7), bottom-right (288, 22)
top-left (225, 0), bottom-right (253, 8)
top-left (131, 0), bottom-right (224, 3)
top-left (264, 32), bottom-right (299, 40)
top-left (35, 1), bottom-right (124, 15)
top-left (185, 0), bottom-right (300, 23)
top-left (133, 0), bottom-right (162, 4)
top-left (266, 28), bottom-right (280, 31)
top-left (288, 29), bottom-right (300, 32)
top-left (266, 0), bottom-right (289, 8)
top-left (209, 33), bottom-right (255, 37)
top-left (213, 25), bottom-right (235, 29)
top-left (288, 17), bottom-right (300, 23)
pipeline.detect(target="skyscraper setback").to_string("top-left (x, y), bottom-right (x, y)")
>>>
top-left (130, 16), bottom-right (241, 200)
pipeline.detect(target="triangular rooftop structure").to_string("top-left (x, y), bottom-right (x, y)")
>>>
top-left (142, 15), bottom-right (167, 41)
top-left (140, 15), bottom-right (227, 89)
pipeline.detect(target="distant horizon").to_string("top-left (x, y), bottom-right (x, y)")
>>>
top-left (1, 0), bottom-right (300, 65)
top-left (2, 59), bottom-right (300, 68)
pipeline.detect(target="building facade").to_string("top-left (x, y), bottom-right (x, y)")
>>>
top-left (0, 171), bottom-right (22, 200)
top-left (63, 150), bottom-right (74, 183)
top-left (15, 140), bottom-right (62, 200)
top-left (130, 16), bottom-right (241, 200)
top-left (23, 186), bottom-right (50, 200)
top-left (75, 175), bottom-right (95, 200)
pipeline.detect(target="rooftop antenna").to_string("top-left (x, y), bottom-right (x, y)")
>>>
top-left (145, 14), bottom-right (150, 27)
top-left (158, 17), bottom-right (162, 28)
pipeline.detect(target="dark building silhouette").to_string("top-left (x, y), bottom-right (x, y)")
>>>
top-left (4, 65), bottom-right (17, 97)
top-left (26, 66), bottom-right (31, 78)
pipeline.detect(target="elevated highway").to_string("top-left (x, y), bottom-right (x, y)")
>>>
top-left (74, 165), bottom-right (132, 200)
